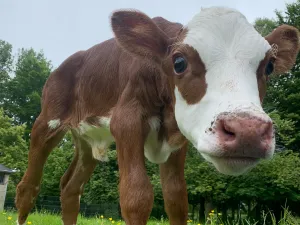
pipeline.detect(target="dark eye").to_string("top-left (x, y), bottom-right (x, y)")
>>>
top-left (173, 56), bottom-right (187, 74)
top-left (265, 61), bottom-right (274, 76)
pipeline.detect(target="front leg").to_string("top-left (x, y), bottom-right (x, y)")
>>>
top-left (111, 102), bottom-right (153, 225)
top-left (160, 144), bottom-right (188, 225)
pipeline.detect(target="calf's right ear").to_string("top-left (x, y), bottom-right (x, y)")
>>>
top-left (111, 10), bottom-right (169, 62)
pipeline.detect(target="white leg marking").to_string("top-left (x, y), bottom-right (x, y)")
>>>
top-left (48, 119), bottom-right (60, 129)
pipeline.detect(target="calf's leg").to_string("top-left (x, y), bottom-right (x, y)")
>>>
top-left (60, 136), bottom-right (97, 225)
top-left (160, 145), bottom-right (188, 225)
top-left (15, 115), bottom-right (66, 225)
top-left (111, 105), bottom-right (153, 225)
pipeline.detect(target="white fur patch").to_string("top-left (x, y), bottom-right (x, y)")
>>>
top-left (148, 117), bottom-right (161, 131)
top-left (76, 117), bottom-right (114, 161)
top-left (76, 116), bottom-right (178, 164)
top-left (48, 119), bottom-right (60, 129)
top-left (144, 117), bottom-right (179, 164)
top-left (174, 7), bottom-right (275, 174)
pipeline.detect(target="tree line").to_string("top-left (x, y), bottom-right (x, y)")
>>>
top-left (0, 1), bottom-right (300, 223)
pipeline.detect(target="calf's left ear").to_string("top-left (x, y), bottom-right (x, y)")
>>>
top-left (111, 10), bottom-right (169, 62)
top-left (265, 25), bottom-right (300, 74)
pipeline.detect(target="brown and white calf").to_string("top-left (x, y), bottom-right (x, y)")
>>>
top-left (15, 6), bottom-right (299, 225)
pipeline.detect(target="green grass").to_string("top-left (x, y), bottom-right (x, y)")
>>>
top-left (0, 211), bottom-right (169, 225)
top-left (0, 209), bottom-right (299, 225)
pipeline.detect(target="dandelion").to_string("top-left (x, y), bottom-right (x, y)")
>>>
top-left (198, 224), bottom-right (201, 225)
top-left (211, 210), bottom-right (215, 213)
top-left (109, 217), bottom-right (113, 221)
top-left (8, 216), bottom-right (12, 220)
top-left (100, 215), bottom-right (104, 219)
top-left (27, 222), bottom-right (32, 225)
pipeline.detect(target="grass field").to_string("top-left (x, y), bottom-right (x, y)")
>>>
top-left (0, 211), bottom-right (166, 225)
top-left (1, 210), bottom-right (300, 225)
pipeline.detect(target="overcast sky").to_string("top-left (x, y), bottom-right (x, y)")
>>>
top-left (0, 0), bottom-right (295, 68)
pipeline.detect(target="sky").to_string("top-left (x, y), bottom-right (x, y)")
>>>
top-left (0, 0), bottom-right (295, 68)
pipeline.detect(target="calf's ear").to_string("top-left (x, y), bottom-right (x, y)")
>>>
top-left (111, 10), bottom-right (169, 62)
top-left (265, 25), bottom-right (300, 74)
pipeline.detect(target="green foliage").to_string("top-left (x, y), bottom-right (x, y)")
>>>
top-left (3, 48), bottom-right (52, 139)
top-left (82, 150), bottom-right (120, 205)
top-left (0, 108), bottom-right (28, 195)
top-left (254, 18), bottom-right (277, 37)
top-left (227, 151), bottom-right (300, 202)
top-left (0, 40), bottom-right (13, 106)
top-left (185, 145), bottom-right (228, 205)
top-left (40, 132), bottom-right (74, 196)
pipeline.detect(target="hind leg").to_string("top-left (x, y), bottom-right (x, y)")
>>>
top-left (15, 115), bottom-right (66, 224)
top-left (60, 136), bottom-right (97, 225)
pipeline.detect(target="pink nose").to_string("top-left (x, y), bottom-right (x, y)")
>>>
top-left (214, 113), bottom-right (274, 158)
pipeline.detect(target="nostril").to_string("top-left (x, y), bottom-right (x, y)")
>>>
top-left (220, 120), bottom-right (236, 140)
top-left (222, 120), bottom-right (235, 136)
top-left (262, 121), bottom-right (273, 138)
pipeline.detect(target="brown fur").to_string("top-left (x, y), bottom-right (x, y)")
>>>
top-left (170, 45), bottom-right (207, 104)
top-left (265, 25), bottom-right (300, 74)
top-left (15, 9), bottom-right (300, 225)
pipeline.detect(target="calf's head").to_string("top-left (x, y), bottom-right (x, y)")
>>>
top-left (111, 7), bottom-right (300, 175)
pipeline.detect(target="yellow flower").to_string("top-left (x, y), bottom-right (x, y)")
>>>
top-left (8, 216), bottom-right (12, 220)
top-left (112, 221), bottom-right (115, 224)
top-left (211, 210), bottom-right (215, 213)
top-left (27, 222), bottom-right (32, 225)
top-left (198, 224), bottom-right (201, 225)
top-left (109, 218), bottom-right (113, 221)
top-left (100, 215), bottom-right (104, 219)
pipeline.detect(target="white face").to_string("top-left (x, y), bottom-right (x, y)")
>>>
top-left (174, 7), bottom-right (275, 175)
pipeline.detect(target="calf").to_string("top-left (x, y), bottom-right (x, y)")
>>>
top-left (15, 6), bottom-right (299, 225)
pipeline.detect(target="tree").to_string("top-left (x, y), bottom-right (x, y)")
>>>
top-left (3, 48), bottom-right (52, 139)
top-left (254, 18), bottom-right (277, 37)
top-left (0, 108), bottom-right (28, 195)
top-left (0, 40), bottom-right (13, 106)
top-left (40, 132), bottom-right (74, 197)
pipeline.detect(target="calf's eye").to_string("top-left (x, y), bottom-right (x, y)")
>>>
top-left (265, 61), bottom-right (274, 76)
top-left (173, 56), bottom-right (187, 74)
